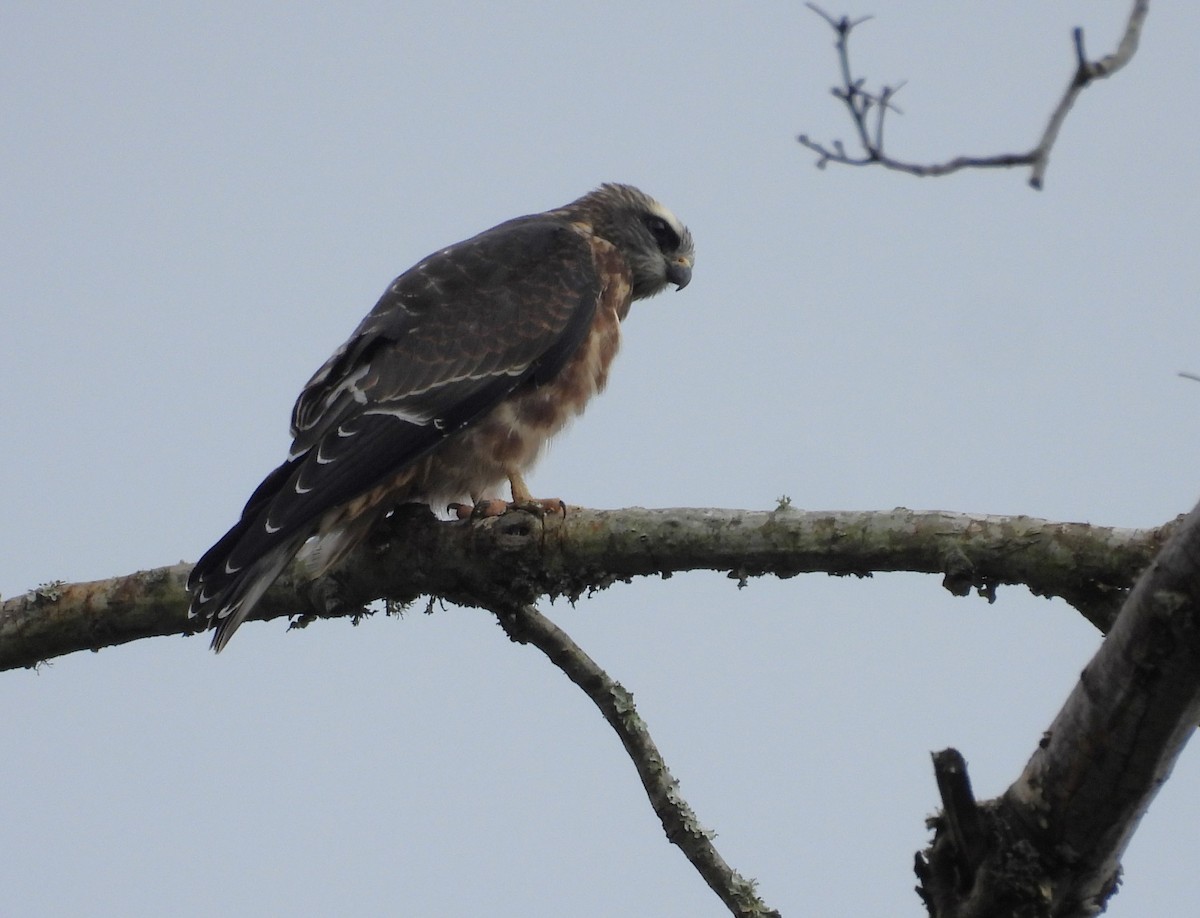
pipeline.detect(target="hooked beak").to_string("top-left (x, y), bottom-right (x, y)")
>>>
top-left (666, 256), bottom-right (693, 291)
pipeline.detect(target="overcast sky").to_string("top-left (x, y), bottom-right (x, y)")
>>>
top-left (4, 3), bottom-right (1199, 915)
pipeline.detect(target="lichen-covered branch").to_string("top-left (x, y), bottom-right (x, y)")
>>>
top-left (797, 1), bottom-right (1150, 189)
top-left (917, 496), bottom-right (1200, 916)
top-left (0, 505), bottom-right (1171, 670)
top-left (494, 604), bottom-right (780, 918)
top-left (3, 502), bottom-right (1191, 915)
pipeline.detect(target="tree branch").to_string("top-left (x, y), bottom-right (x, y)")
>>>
top-left (917, 496), bottom-right (1200, 916)
top-left (1, 506), bottom-right (1171, 671)
top-left (797, 1), bottom-right (1150, 189)
top-left (494, 603), bottom-right (779, 918)
top-left (4, 502), bottom-right (1191, 914)
top-left (0, 504), bottom-right (1161, 672)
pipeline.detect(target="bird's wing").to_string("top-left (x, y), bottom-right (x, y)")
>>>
top-left (189, 215), bottom-right (602, 621)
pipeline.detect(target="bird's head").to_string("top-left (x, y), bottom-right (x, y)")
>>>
top-left (575, 183), bottom-right (694, 300)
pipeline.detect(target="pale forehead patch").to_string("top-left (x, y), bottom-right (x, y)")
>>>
top-left (644, 197), bottom-right (685, 236)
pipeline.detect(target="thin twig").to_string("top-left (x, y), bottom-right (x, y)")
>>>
top-left (494, 604), bottom-right (781, 918)
top-left (797, 1), bottom-right (1151, 189)
top-left (1028, 3), bottom-right (1149, 187)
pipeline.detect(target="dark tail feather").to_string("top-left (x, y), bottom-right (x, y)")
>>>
top-left (196, 534), bottom-right (307, 652)
top-left (188, 456), bottom-right (309, 651)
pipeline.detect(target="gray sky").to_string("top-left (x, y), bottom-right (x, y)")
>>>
top-left (3, 2), bottom-right (1199, 915)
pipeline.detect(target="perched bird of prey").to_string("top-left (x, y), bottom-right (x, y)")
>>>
top-left (188, 183), bottom-right (694, 651)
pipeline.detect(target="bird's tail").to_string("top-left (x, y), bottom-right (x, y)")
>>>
top-left (188, 529), bottom-right (307, 652)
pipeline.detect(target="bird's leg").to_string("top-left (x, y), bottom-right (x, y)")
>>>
top-left (449, 473), bottom-right (565, 520)
top-left (508, 471), bottom-right (567, 518)
top-left (510, 471), bottom-right (534, 505)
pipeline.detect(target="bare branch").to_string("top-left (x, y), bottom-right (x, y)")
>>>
top-left (1, 506), bottom-right (1172, 670)
top-left (798, 2), bottom-right (1151, 188)
top-left (1, 499), bottom-right (1188, 914)
top-left (495, 604), bottom-right (780, 918)
top-left (917, 494), bottom-right (1200, 916)
top-left (1028, 4), bottom-right (1150, 188)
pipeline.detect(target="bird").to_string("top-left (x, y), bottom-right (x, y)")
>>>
top-left (188, 183), bottom-right (695, 651)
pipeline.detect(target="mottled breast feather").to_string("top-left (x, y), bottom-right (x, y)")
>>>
top-left (391, 230), bottom-right (632, 508)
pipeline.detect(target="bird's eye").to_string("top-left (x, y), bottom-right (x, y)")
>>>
top-left (643, 214), bottom-right (680, 251)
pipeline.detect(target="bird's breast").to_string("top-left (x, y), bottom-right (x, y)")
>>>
top-left (343, 238), bottom-right (634, 512)
top-left (416, 259), bottom-right (630, 501)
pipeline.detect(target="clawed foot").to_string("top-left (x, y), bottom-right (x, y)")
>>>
top-left (448, 497), bottom-right (567, 520)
